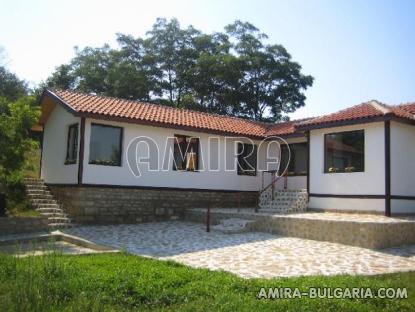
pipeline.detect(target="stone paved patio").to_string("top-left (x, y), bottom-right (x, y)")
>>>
top-left (64, 221), bottom-right (415, 278)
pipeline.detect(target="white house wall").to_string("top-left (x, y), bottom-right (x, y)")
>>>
top-left (41, 104), bottom-right (80, 184)
top-left (391, 121), bottom-right (415, 214)
top-left (81, 118), bottom-right (275, 191)
top-left (308, 122), bottom-right (386, 212)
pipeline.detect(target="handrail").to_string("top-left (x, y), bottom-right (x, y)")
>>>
top-left (260, 171), bottom-right (281, 194)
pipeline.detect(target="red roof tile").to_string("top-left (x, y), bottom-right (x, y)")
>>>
top-left (265, 118), bottom-right (313, 137)
top-left (42, 89), bottom-right (415, 137)
top-left (46, 89), bottom-right (273, 138)
top-left (295, 100), bottom-right (415, 130)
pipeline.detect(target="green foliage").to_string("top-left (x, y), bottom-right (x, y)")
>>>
top-left (0, 252), bottom-right (413, 311)
top-left (0, 66), bottom-right (28, 101)
top-left (0, 96), bottom-right (40, 190)
top-left (43, 18), bottom-right (313, 122)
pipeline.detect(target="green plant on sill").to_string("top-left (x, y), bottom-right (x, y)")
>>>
top-left (328, 167), bottom-right (339, 173)
top-left (345, 166), bottom-right (356, 172)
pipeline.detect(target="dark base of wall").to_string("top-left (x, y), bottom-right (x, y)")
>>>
top-left (48, 185), bottom-right (258, 225)
top-left (0, 217), bottom-right (49, 235)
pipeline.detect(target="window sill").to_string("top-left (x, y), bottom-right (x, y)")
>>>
top-left (237, 173), bottom-right (257, 177)
top-left (286, 174), bottom-right (308, 177)
top-left (324, 171), bottom-right (364, 174)
top-left (64, 161), bottom-right (77, 165)
top-left (173, 169), bottom-right (199, 173)
top-left (89, 162), bottom-right (121, 167)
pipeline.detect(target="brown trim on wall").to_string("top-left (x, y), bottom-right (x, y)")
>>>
top-left (391, 195), bottom-right (415, 200)
top-left (295, 116), bottom-right (386, 131)
top-left (309, 193), bottom-right (385, 199)
top-left (46, 183), bottom-right (259, 194)
top-left (295, 115), bottom-right (415, 132)
top-left (384, 120), bottom-right (391, 216)
top-left (306, 131), bottom-right (310, 194)
top-left (39, 125), bottom-right (44, 179)
top-left (77, 117), bottom-right (86, 185)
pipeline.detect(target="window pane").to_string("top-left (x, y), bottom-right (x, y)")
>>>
top-left (237, 143), bottom-right (257, 176)
top-left (89, 124), bottom-right (122, 166)
top-left (280, 143), bottom-right (307, 176)
top-left (172, 135), bottom-right (199, 171)
top-left (324, 130), bottom-right (364, 173)
top-left (65, 124), bottom-right (78, 164)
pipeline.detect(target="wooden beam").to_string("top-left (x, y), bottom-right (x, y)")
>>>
top-left (78, 117), bottom-right (86, 185)
top-left (306, 131), bottom-right (310, 194)
top-left (384, 120), bottom-right (391, 217)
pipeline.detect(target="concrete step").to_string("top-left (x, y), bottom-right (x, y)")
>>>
top-left (31, 198), bottom-right (58, 206)
top-left (47, 216), bottom-right (71, 223)
top-left (41, 212), bottom-right (68, 218)
top-left (48, 223), bottom-right (74, 230)
top-left (36, 207), bottom-right (63, 212)
top-left (27, 189), bottom-right (51, 194)
top-left (27, 193), bottom-right (53, 199)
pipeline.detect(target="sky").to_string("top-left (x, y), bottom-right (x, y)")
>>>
top-left (1, 0), bottom-right (414, 119)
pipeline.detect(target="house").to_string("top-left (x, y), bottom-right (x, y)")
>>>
top-left (38, 89), bottom-right (415, 224)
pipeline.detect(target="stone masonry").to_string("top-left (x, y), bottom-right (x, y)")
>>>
top-left (0, 217), bottom-right (49, 235)
top-left (49, 185), bottom-right (258, 224)
top-left (259, 189), bottom-right (308, 213)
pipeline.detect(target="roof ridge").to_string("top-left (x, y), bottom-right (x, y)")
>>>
top-left (368, 100), bottom-right (392, 115)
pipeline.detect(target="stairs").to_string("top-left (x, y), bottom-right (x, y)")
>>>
top-left (259, 189), bottom-right (308, 214)
top-left (24, 177), bottom-right (73, 230)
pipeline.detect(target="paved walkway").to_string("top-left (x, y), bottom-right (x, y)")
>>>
top-left (64, 221), bottom-right (415, 279)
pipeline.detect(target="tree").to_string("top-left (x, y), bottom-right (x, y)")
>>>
top-left (225, 21), bottom-right (314, 122)
top-left (45, 64), bottom-right (75, 90)
top-left (145, 18), bottom-right (201, 107)
top-left (0, 96), bottom-right (40, 187)
top-left (43, 18), bottom-right (313, 122)
top-left (0, 66), bottom-right (28, 101)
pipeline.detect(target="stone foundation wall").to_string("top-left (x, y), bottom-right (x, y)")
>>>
top-left (0, 217), bottom-right (49, 235)
top-left (49, 185), bottom-right (258, 224)
top-left (185, 210), bottom-right (415, 249)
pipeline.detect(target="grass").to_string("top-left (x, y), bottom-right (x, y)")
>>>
top-left (0, 252), bottom-right (413, 311)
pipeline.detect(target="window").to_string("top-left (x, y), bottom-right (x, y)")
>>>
top-left (237, 143), bottom-right (257, 176)
top-left (65, 123), bottom-right (78, 165)
top-left (279, 143), bottom-right (308, 176)
top-left (324, 130), bottom-right (364, 173)
top-left (172, 135), bottom-right (199, 171)
top-left (89, 123), bottom-right (123, 166)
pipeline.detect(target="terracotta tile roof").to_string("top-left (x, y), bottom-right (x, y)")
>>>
top-left (42, 89), bottom-right (415, 137)
top-left (295, 100), bottom-right (415, 130)
top-left (393, 102), bottom-right (415, 119)
top-left (46, 89), bottom-right (276, 138)
top-left (265, 118), bottom-right (313, 137)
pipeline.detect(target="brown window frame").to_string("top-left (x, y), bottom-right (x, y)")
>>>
top-left (172, 135), bottom-right (200, 172)
top-left (65, 123), bottom-right (79, 165)
top-left (89, 123), bottom-right (123, 167)
top-left (324, 129), bottom-right (365, 174)
top-left (279, 142), bottom-right (308, 176)
top-left (237, 143), bottom-right (257, 176)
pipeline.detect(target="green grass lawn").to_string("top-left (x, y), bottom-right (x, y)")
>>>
top-left (0, 252), bottom-right (413, 311)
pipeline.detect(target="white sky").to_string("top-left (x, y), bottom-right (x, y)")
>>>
top-left (1, 0), bottom-right (414, 119)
